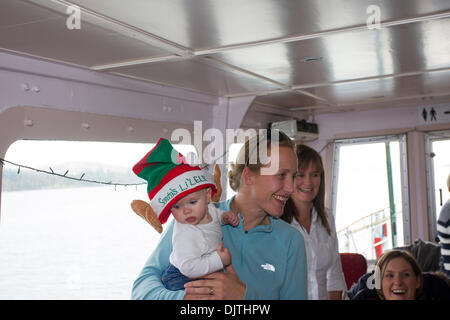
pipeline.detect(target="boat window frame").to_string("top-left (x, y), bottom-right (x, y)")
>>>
top-left (331, 133), bottom-right (411, 249)
top-left (424, 129), bottom-right (450, 241)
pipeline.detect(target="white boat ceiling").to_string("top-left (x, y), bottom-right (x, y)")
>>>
top-left (1, 0), bottom-right (450, 116)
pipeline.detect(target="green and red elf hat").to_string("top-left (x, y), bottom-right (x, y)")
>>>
top-left (132, 138), bottom-right (217, 224)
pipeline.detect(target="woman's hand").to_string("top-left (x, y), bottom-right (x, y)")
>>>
top-left (184, 264), bottom-right (246, 300)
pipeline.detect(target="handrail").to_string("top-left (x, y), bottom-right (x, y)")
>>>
top-left (337, 205), bottom-right (403, 258)
top-left (337, 205), bottom-right (401, 234)
top-left (343, 216), bottom-right (390, 234)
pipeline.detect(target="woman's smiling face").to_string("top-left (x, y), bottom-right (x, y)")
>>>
top-left (381, 257), bottom-right (421, 300)
top-left (251, 146), bottom-right (297, 217)
top-left (292, 161), bottom-right (321, 205)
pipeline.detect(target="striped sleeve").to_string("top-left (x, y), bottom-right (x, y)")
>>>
top-left (437, 203), bottom-right (450, 277)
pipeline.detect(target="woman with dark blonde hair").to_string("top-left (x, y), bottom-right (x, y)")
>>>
top-left (375, 250), bottom-right (422, 300)
top-left (349, 249), bottom-right (450, 300)
top-left (282, 144), bottom-right (346, 300)
top-left (132, 130), bottom-right (308, 300)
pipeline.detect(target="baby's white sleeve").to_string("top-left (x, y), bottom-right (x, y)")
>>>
top-left (171, 227), bottom-right (223, 278)
top-left (208, 204), bottom-right (226, 225)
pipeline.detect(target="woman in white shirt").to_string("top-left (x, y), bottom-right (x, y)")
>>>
top-left (282, 144), bottom-right (346, 300)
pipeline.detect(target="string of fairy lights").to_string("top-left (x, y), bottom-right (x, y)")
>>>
top-left (0, 157), bottom-right (219, 190)
top-left (0, 142), bottom-right (236, 190)
top-left (0, 157), bottom-right (147, 188)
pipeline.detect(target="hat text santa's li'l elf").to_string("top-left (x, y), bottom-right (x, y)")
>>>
top-left (132, 138), bottom-right (217, 224)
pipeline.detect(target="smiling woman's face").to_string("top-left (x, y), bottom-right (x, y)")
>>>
top-left (381, 257), bottom-right (421, 300)
top-left (250, 146), bottom-right (297, 217)
top-left (292, 161), bottom-right (321, 205)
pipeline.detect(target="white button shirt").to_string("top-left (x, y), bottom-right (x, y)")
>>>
top-left (291, 208), bottom-right (346, 300)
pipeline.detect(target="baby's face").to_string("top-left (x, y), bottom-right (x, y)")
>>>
top-left (171, 188), bottom-right (211, 225)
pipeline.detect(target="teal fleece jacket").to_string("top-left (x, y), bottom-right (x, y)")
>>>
top-left (131, 198), bottom-right (308, 300)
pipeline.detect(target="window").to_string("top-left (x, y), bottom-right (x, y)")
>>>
top-left (331, 135), bottom-right (410, 260)
top-left (0, 140), bottom-right (195, 299)
top-left (425, 130), bottom-right (450, 240)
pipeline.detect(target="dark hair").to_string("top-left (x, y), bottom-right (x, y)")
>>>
top-left (281, 144), bottom-right (331, 235)
top-left (228, 129), bottom-right (295, 191)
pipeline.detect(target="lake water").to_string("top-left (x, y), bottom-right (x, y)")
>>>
top-left (0, 186), bottom-right (164, 299)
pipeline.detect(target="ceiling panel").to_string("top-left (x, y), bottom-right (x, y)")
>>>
top-left (109, 58), bottom-right (282, 96)
top-left (0, 0), bottom-right (174, 67)
top-left (0, 0), bottom-right (58, 28)
top-left (300, 69), bottom-right (450, 105)
top-left (211, 18), bottom-right (450, 87)
top-left (68, 0), bottom-right (450, 50)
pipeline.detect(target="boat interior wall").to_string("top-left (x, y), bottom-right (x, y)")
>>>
top-left (0, 52), bottom-right (219, 124)
top-left (0, 51), bottom-right (261, 132)
top-left (407, 130), bottom-right (429, 241)
top-left (0, 106), bottom-right (196, 154)
top-left (314, 105), bottom-right (449, 143)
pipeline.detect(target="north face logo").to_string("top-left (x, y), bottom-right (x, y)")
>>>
top-left (261, 263), bottom-right (275, 272)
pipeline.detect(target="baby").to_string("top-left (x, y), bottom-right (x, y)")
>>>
top-left (131, 138), bottom-right (239, 290)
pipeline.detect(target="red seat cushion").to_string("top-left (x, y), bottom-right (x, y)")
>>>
top-left (340, 253), bottom-right (368, 290)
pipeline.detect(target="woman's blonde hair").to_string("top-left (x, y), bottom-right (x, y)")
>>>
top-left (228, 129), bottom-right (295, 191)
top-left (375, 249), bottom-right (423, 300)
top-left (281, 144), bottom-right (331, 235)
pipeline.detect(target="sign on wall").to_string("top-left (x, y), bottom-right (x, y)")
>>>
top-left (418, 104), bottom-right (450, 125)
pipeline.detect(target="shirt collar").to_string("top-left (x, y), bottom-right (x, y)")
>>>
top-left (311, 206), bottom-right (318, 223)
top-left (291, 206), bottom-right (318, 227)
top-left (251, 216), bottom-right (274, 233)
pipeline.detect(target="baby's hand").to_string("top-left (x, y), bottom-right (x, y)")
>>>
top-left (217, 242), bottom-right (232, 267)
top-left (222, 211), bottom-right (239, 226)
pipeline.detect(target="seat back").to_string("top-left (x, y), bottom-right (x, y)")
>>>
top-left (340, 253), bottom-right (368, 290)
